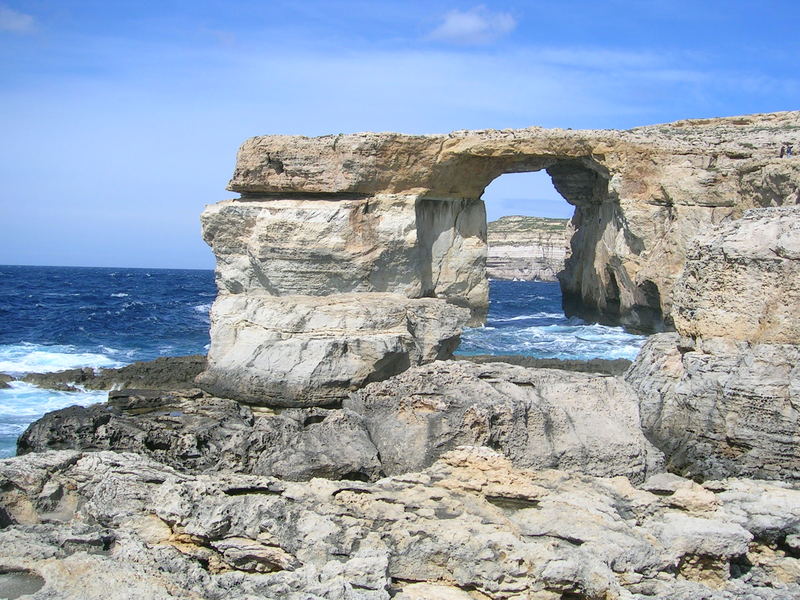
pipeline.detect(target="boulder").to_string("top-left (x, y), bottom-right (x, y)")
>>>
top-left (196, 293), bottom-right (469, 406)
top-left (1, 448), bottom-right (798, 599)
top-left (345, 360), bottom-right (663, 483)
top-left (17, 390), bottom-right (382, 482)
top-left (626, 333), bottom-right (800, 481)
top-left (0, 374), bottom-right (12, 389)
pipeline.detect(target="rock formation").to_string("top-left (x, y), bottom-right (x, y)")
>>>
top-left (20, 355), bottom-right (206, 392)
top-left (18, 361), bottom-right (659, 484)
top-left (345, 361), bottom-right (662, 484)
top-left (199, 111), bottom-right (800, 404)
top-left (626, 206), bottom-right (800, 481)
top-left (486, 215), bottom-right (570, 281)
top-left (4, 112), bottom-right (800, 600)
top-left (2, 448), bottom-right (798, 599)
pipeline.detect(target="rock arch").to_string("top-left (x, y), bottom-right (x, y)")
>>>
top-left (197, 111), bottom-right (800, 405)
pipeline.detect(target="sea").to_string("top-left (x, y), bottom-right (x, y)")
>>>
top-left (0, 266), bottom-right (645, 457)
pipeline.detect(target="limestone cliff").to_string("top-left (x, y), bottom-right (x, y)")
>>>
top-left (199, 111), bottom-right (800, 403)
top-left (626, 206), bottom-right (800, 480)
top-left (486, 215), bottom-right (570, 281)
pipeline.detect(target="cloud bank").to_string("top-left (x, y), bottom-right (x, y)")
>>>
top-left (0, 4), bottom-right (34, 33)
top-left (428, 5), bottom-right (516, 45)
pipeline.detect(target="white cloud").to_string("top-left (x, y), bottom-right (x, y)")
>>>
top-left (0, 4), bottom-right (35, 33)
top-left (428, 5), bottom-right (516, 45)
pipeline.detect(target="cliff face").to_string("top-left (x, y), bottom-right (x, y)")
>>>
top-left (198, 111), bottom-right (800, 403)
top-left (486, 215), bottom-right (570, 281)
top-left (626, 206), bottom-right (800, 480)
top-left (226, 111), bottom-right (800, 332)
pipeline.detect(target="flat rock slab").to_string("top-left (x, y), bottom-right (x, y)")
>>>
top-left (1, 448), bottom-right (798, 599)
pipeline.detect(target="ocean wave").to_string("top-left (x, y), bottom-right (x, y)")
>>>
top-left (110, 292), bottom-right (129, 297)
top-left (490, 312), bottom-right (565, 322)
top-left (458, 321), bottom-right (645, 361)
top-left (0, 343), bottom-right (124, 375)
top-left (0, 382), bottom-right (107, 418)
top-left (194, 303), bottom-right (212, 313)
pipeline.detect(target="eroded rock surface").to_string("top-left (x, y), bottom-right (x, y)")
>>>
top-left (20, 360), bottom-right (656, 483)
top-left (346, 361), bottom-right (662, 483)
top-left (672, 206), bottom-right (800, 343)
top-left (1, 448), bottom-right (798, 599)
top-left (626, 206), bottom-right (800, 481)
top-left (17, 390), bottom-right (382, 482)
top-left (225, 112), bottom-right (800, 331)
top-left (199, 112), bottom-right (800, 403)
top-left (20, 355), bottom-right (206, 392)
top-left (198, 293), bottom-right (469, 406)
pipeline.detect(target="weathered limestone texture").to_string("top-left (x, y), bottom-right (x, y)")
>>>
top-left (626, 206), bottom-right (800, 481)
top-left (226, 112), bottom-right (800, 329)
top-left (2, 448), bottom-right (799, 599)
top-left (20, 361), bottom-right (655, 483)
top-left (486, 215), bottom-right (571, 281)
top-left (17, 390), bottom-right (384, 482)
top-left (672, 206), bottom-right (800, 343)
top-left (345, 360), bottom-right (663, 483)
top-left (199, 111), bottom-right (800, 402)
top-left (197, 293), bottom-right (468, 406)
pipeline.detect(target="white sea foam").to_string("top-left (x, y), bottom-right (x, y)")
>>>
top-left (194, 303), bottom-right (212, 313)
top-left (0, 382), bottom-right (107, 419)
top-left (110, 292), bottom-right (129, 297)
top-left (0, 382), bottom-right (109, 457)
top-left (459, 320), bottom-right (646, 361)
top-left (0, 343), bottom-right (124, 376)
top-left (491, 312), bottom-right (564, 322)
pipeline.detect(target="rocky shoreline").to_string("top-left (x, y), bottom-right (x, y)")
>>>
top-left (2, 113), bottom-right (799, 599)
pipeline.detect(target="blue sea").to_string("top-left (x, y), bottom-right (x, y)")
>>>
top-left (0, 267), bottom-right (645, 457)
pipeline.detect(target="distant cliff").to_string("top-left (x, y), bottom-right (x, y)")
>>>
top-left (487, 215), bottom-right (571, 281)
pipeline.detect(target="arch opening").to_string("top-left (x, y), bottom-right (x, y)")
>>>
top-left (453, 164), bottom-right (647, 362)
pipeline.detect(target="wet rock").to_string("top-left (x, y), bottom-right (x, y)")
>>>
top-left (21, 355), bottom-right (206, 391)
top-left (17, 390), bottom-right (382, 482)
top-left (0, 374), bottom-right (12, 389)
top-left (345, 360), bottom-right (663, 483)
top-left (456, 353), bottom-right (632, 376)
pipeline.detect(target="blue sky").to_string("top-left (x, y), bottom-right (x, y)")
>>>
top-left (1, 1), bottom-right (797, 268)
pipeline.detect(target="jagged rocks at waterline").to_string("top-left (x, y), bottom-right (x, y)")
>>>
top-left (345, 360), bottom-right (663, 484)
top-left (2, 448), bottom-right (799, 600)
top-left (19, 361), bottom-right (660, 484)
top-left (20, 355), bottom-right (206, 392)
top-left (16, 390), bottom-right (383, 482)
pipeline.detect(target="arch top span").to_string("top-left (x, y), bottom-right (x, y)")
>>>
top-left (229, 128), bottom-right (618, 200)
top-left (198, 111), bottom-right (800, 404)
